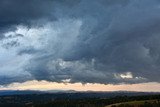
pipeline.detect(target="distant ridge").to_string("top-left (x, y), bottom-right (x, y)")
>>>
top-left (0, 90), bottom-right (159, 96)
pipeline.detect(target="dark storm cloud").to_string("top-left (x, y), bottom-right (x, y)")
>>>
top-left (0, 0), bottom-right (54, 26)
top-left (0, 0), bottom-right (160, 85)
top-left (0, 0), bottom-right (52, 39)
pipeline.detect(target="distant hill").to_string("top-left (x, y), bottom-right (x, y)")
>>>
top-left (0, 90), bottom-right (44, 96)
top-left (0, 90), bottom-right (77, 96)
top-left (0, 90), bottom-right (159, 98)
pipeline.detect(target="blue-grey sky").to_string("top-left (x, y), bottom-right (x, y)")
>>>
top-left (0, 0), bottom-right (160, 85)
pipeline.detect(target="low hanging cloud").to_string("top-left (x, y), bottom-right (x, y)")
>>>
top-left (0, 0), bottom-right (160, 85)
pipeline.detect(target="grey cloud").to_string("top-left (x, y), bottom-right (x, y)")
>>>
top-left (0, 0), bottom-right (160, 85)
top-left (0, 0), bottom-right (56, 30)
top-left (18, 47), bottom-right (40, 55)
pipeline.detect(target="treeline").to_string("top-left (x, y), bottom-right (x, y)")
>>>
top-left (0, 94), bottom-right (159, 107)
top-left (34, 95), bottom-right (160, 107)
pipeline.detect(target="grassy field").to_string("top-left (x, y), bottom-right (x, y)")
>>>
top-left (105, 99), bottom-right (160, 107)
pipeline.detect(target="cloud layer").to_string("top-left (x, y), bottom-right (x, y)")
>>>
top-left (0, 0), bottom-right (160, 85)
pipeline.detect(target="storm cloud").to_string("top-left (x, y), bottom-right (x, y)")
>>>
top-left (0, 0), bottom-right (160, 85)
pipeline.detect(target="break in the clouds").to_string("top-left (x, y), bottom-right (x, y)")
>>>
top-left (0, 0), bottom-right (160, 85)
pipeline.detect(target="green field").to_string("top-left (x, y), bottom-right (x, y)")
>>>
top-left (105, 99), bottom-right (160, 107)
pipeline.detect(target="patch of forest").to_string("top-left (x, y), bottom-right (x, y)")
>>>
top-left (0, 93), bottom-right (159, 107)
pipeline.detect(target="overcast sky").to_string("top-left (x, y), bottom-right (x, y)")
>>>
top-left (0, 0), bottom-right (160, 90)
